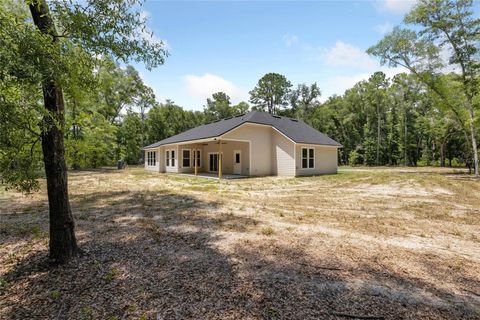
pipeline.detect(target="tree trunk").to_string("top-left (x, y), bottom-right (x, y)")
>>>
top-left (404, 111), bottom-right (408, 166)
top-left (467, 98), bottom-right (479, 175)
top-left (72, 99), bottom-right (80, 170)
top-left (376, 102), bottom-right (380, 165)
top-left (440, 142), bottom-right (445, 167)
top-left (29, 0), bottom-right (78, 264)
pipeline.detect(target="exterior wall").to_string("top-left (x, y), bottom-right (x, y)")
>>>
top-left (158, 146), bottom-right (165, 173)
top-left (152, 141), bottom-right (249, 175)
top-left (271, 130), bottom-right (296, 176)
top-left (202, 140), bottom-right (250, 175)
top-left (222, 124), bottom-right (272, 176)
top-left (176, 144), bottom-right (205, 174)
top-left (144, 124), bottom-right (338, 177)
top-left (144, 148), bottom-right (160, 172)
top-left (295, 145), bottom-right (338, 176)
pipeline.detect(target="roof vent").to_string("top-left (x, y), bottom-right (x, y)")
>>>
top-left (290, 118), bottom-right (298, 122)
top-left (272, 115), bottom-right (281, 119)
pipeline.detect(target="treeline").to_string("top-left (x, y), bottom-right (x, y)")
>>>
top-left (3, 53), bottom-right (476, 171)
top-left (309, 72), bottom-right (472, 167)
top-left (1, 0), bottom-right (478, 176)
top-left (61, 62), bottom-right (476, 170)
top-left (61, 60), bottom-right (252, 168)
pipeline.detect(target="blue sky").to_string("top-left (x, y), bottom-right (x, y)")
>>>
top-left (134, 0), bottom-right (417, 111)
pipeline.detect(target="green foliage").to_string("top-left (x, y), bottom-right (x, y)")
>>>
top-left (249, 73), bottom-right (292, 114)
top-left (2, 0), bottom-right (478, 196)
top-left (204, 92), bottom-right (249, 122)
top-left (146, 100), bottom-right (204, 145)
top-left (51, 290), bottom-right (61, 300)
top-left (0, 0), bottom-right (168, 192)
top-left (287, 83), bottom-right (321, 119)
top-left (348, 150), bottom-right (363, 166)
top-left (368, 0), bottom-right (479, 174)
top-left (118, 112), bottom-right (143, 164)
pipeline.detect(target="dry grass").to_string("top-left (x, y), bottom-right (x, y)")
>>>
top-left (1, 166), bottom-right (479, 319)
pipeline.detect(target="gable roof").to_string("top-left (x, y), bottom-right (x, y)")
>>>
top-left (143, 111), bottom-right (342, 149)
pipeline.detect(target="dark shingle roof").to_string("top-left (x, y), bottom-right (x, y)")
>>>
top-left (143, 111), bottom-right (342, 149)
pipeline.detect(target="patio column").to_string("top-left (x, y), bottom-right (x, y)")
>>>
top-left (194, 146), bottom-right (198, 176)
top-left (218, 139), bottom-right (222, 180)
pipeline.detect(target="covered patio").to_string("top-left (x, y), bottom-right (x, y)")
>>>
top-left (157, 138), bottom-right (251, 180)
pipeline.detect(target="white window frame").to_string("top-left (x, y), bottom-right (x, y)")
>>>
top-left (165, 149), bottom-right (176, 167)
top-left (194, 150), bottom-right (201, 168)
top-left (147, 151), bottom-right (156, 166)
top-left (301, 147), bottom-right (315, 169)
top-left (171, 149), bottom-right (176, 167)
top-left (182, 149), bottom-right (191, 168)
top-left (165, 150), bottom-right (170, 167)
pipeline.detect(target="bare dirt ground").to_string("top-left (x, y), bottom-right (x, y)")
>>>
top-left (1, 166), bottom-right (479, 319)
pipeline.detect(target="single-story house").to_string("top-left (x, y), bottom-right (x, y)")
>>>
top-left (143, 111), bottom-right (342, 177)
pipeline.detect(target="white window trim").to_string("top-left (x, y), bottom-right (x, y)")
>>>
top-left (194, 149), bottom-right (202, 168)
top-left (166, 149), bottom-right (177, 167)
top-left (171, 149), bottom-right (176, 167)
top-left (182, 149), bottom-right (191, 168)
top-left (147, 151), bottom-right (156, 167)
top-left (301, 147), bottom-right (315, 169)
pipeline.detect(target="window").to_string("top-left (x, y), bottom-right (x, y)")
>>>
top-left (182, 149), bottom-right (190, 167)
top-left (147, 151), bottom-right (156, 166)
top-left (166, 150), bottom-right (176, 167)
top-left (194, 150), bottom-right (201, 167)
top-left (302, 147), bottom-right (314, 169)
top-left (235, 152), bottom-right (240, 164)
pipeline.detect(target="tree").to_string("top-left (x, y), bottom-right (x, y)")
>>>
top-left (118, 112), bottom-right (143, 164)
top-left (203, 92), bottom-right (249, 122)
top-left (146, 101), bottom-right (204, 144)
top-left (0, 0), bottom-right (167, 264)
top-left (366, 72), bottom-right (390, 165)
top-left (288, 83), bottom-right (321, 119)
top-left (368, 0), bottom-right (479, 175)
top-left (249, 73), bottom-right (292, 114)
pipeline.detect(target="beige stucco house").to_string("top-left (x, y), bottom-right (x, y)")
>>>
top-left (143, 111), bottom-right (342, 177)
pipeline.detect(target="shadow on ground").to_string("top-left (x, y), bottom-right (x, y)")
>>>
top-left (1, 188), bottom-right (479, 319)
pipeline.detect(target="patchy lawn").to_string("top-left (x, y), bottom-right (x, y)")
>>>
top-left (1, 167), bottom-right (479, 319)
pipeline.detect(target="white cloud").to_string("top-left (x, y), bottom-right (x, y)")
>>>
top-left (138, 10), bottom-right (170, 50)
top-left (375, 21), bottom-right (394, 34)
top-left (321, 66), bottom-right (407, 100)
top-left (320, 41), bottom-right (377, 70)
top-left (376, 0), bottom-right (416, 14)
top-left (184, 73), bottom-right (248, 103)
top-left (283, 34), bottom-right (299, 47)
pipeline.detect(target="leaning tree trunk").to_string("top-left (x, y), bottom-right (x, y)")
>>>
top-left (29, 0), bottom-right (78, 264)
